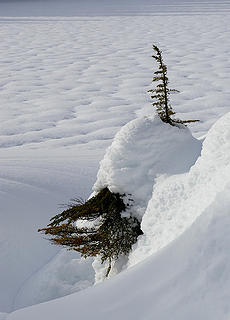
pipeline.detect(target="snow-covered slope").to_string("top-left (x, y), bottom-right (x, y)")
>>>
top-left (1, 3), bottom-right (230, 315)
top-left (13, 250), bottom-right (94, 310)
top-left (0, 151), bottom-right (98, 312)
top-left (93, 115), bottom-right (201, 281)
top-left (129, 111), bottom-right (230, 265)
top-left (6, 112), bottom-right (230, 320)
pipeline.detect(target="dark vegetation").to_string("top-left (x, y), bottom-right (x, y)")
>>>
top-left (148, 44), bottom-right (199, 125)
top-left (38, 188), bottom-right (143, 276)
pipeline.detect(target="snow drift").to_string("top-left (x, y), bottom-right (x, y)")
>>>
top-left (93, 115), bottom-right (201, 281)
top-left (129, 111), bottom-right (230, 267)
top-left (7, 111), bottom-right (230, 320)
top-left (1, 5), bottom-right (230, 318)
top-left (94, 115), bottom-right (201, 220)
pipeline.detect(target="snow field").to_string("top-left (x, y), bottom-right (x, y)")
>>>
top-left (0, 153), bottom-right (97, 312)
top-left (1, 11), bottom-right (230, 315)
top-left (1, 15), bottom-right (230, 153)
top-left (6, 111), bottom-right (230, 320)
top-left (13, 250), bottom-right (94, 310)
top-left (1, 0), bottom-right (230, 16)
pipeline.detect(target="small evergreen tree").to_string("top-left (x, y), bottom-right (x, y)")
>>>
top-left (38, 188), bottom-right (143, 276)
top-left (148, 44), bottom-right (199, 125)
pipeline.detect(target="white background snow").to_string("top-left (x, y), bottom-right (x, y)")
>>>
top-left (1, 0), bottom-right (230, 319)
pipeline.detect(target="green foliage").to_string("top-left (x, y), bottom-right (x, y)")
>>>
top-left (38, 188), bottom-right (143, 275)
top-left (148, 44), bottom-right (199, 125)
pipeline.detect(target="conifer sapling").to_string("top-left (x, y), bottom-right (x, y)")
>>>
top-left (38, 188), bottom-right (143, 276)
top-left (148, 44), bottom-right (199, 125)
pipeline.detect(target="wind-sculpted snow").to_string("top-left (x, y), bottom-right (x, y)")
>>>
top-left (7, 112), bottom-right (230, 320)
top-left (94, 116), bottom-right (201, 220)
top-left (129, 111), bottom-right (230, 266)
top-left (93, 115), bottom-right (201, 281)
top-left (1, 12), bottom-right (230, 315)
top-left (1, 15), bottom-right (230, 153)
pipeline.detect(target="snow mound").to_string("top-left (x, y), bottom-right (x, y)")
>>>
top-left (129, 111), bottom-right (230, 266)
top-left (2, 11), bottom-right (230, 317)
top-left (6, 112), bottom-right (230, 320)
top-left (94, 115), bottom-right (201, 220)
top-left (93, 115), bottom-right (201, 281)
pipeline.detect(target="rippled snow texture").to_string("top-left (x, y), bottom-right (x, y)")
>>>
top-left (1, 12), bottom-right (230, 314)
top-left (1, 15), bottom-right (230, 153)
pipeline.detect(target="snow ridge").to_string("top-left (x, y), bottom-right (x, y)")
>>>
top-left (93, 115), bottom-right (201, 280)
top-left (6, 112), bottom-right (230, 320)
top-left (94, 115), bottom-right (201, 220)
top-left (129, 111), bottom-right (230, 266)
